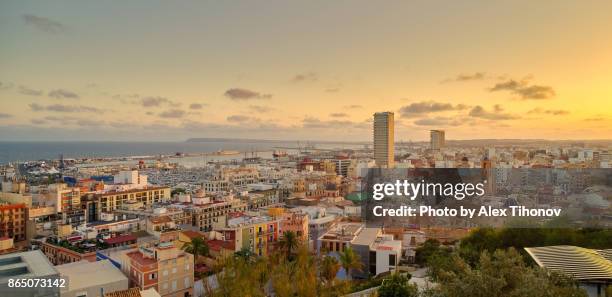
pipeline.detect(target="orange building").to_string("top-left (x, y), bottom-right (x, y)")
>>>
top-left (0, 202), bottom-right (27, 242)
top-left (280, 211), bottom-right (309, 241)
top-left (126, 242), bottom-right (194, 297)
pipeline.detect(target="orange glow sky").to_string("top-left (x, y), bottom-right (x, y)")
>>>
top-left (0, 1), bottom-right (610, 141)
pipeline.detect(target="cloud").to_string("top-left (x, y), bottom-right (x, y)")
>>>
top-left (301, 117), bottom-right (368, 129)
top-left (0, 81), bottom-right (14, 90)
top-left (330, 113), bottom-right (348, 118)
top-left (18, 86), bottom-right (43, 96)
top-left (468, 105), bottom-right (519, 120)
top-left (30, 119), bottom-right (46, 125)
top-left (0, 113), bottom-right (12, 118)
top-left (442, 72), bottom-right (486, 83)
top-left (344, 105), bottom-right (362, 109)
top-left (325, 88), bottom-right (340, 93)
top-left (249, 105), bottom-right (274, 113)
top-left (489, 79), bottom-right (555, 100)
top-left (224, 88), bottom-right (272, 101)
top-left (399, 101), bottom-right (468, 118)
top-left (291, 72), bottom-right (318, 83)
top-left (527, 108), bottom-right (569, 116)
top-left (189, 103), bottom-right (205, 110)
top-left (48, 89), bottom-right (79, 99)
top-left (29, 103), bottom-right (103, 113)
top-left (29, 103), bottom-right (44, 111)
top-left (413, 116), bottom-right (462, 126)
top-left (140, 96), bottom-right (173, 107)
top-left (159, 109), bottom-right (186, 118)
top-left (22, 14), bottom-right (66, 34)
top-left (227, 115), bottom-right (255, 123)
top-left (584, 117), bottom-right (605, 122)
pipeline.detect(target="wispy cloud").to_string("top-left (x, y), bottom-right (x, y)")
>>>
top-left (301, 117), bottom-right (368, 129)
top-left (48, 89), bottom-right (79, 99)
top-left (224, 88), bottom-right (272, 101)
top-left (140, 96), bottom-right (175, 107)
top-left (344, 105), bottom-right (362, 109)
top-left (489, 78), bottom-right (555, 100)
top-left (330, 113), bottom-right (348, 118)
top-left (19, 86), bottom-right (43, 96)
top-left (468, 105), bottom-right (519, 120)
top-left (291, 72), bottom-right (318, 83)
top-left (413, 116), bottom-right (463, 126)
top-left (29, 103), bottom-right (103, 113)
top-left (22, 14), bottom-right (66, 34)
top-left (527, 108), bottom-right (569, 116)
top-left (248, 105), bottom-right (274, 113)
top-left (399, 101), bottom-right (468, 118)
top-left (0, 81), bottom-right (14, 90)
top-left (0, 113), bottom-right (13, 118)
top-left (227, 115), bottom-right (255, 123)
top-left (441, 72), bottom-right (487, 83)
top-left (159, 109), bottom-right (186, 118)
top-left (189, 103), bottom-right (206, 110)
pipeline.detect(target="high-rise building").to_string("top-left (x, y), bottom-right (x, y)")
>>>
top-left (430, 129), bottom-right (445, 150)
top-left (373, 112), bottom-right (395, 168)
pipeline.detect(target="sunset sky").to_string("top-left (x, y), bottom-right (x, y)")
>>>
top-left (1, 1), bottom-right (611, 141)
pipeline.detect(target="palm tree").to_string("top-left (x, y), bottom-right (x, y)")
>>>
top-left (182, 236), bottom-right (209, 266)
top-left (320, 255), bottom-right (341, 284)
top-left (339, 246), bottom-right (363, 280)
top-left (278, 231), bottom-right (299, 260)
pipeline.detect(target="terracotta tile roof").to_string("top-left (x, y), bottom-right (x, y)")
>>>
top-left (127, 251), bottom-right (157, 266)
top-left (207, 239), bottom-right (235, 252)
top-left (104, 287), bottom-right (141, 297)
top-left (104, 234), bottom-right (137, 245)
top-left (149, 215), bottom-right (172, 224)
top-left (181, 230), bottom-right (204, 240)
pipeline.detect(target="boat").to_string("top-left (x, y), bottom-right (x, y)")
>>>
top-left (211, 150), bottom-right (240, 156)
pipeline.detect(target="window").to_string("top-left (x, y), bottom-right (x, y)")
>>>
top-left (389, 254), bottom-right (396, 266)
top-left (163, 269), bottom-right (168, 276)
top-left (185, 264), bottom-right (190, 271)
top-left (172, 280), bottom-right (177, 290)
top-left (184, 276), bottom-right (190, 287)
top-left (149, 273), bottom-right (156, 280)
top-left (172, 267), bottom-right (177, 274)
top-left (163, 282), bottom-right (168, 289)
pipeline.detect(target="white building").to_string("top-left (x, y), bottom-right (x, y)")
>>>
top-left (55, 260), bottom-right (128, 297)
top-left (373, 112), bottom-right (395, 168)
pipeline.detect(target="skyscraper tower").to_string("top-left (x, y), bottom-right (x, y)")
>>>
top-left (430, 130), bottom-right (445, 151)
top-left (373, 112), bottom-right (395, 168)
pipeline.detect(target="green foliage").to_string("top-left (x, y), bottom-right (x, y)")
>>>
top-left (171, 188), bottom-right (186, 196)
top-left (278, 231), bottom-right (299, 260)
top-left (378, 273), bottom-right (419, 297)
top-left (350, 277), bottom-right (384, 293)
top-left (425, 248), bottom-right (588, 297)
top-left (181, 236), bottom-right (209, 265)
top-left (210, 245), bottom-right (350, 297)
top-left (320, 255), bottom-right (341, 284)
top-left (458, 227), bottom-right (612, 266)
top-left (339, 246), bottom-right (364, 280)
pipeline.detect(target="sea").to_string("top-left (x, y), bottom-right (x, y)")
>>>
top-left (0, 140), bottom-right (366, 165)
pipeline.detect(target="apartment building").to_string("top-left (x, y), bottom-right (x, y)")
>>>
top-left (217, 214), bottom-right (281, 256)
top-left (0, 202), bottom-right (26, 242)
top-left (126, 242), bottom-right (194, 297)
top-left (186, 199), bottom-right (247, 232)
top-left (94, 186), bottom-right (171, 216)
